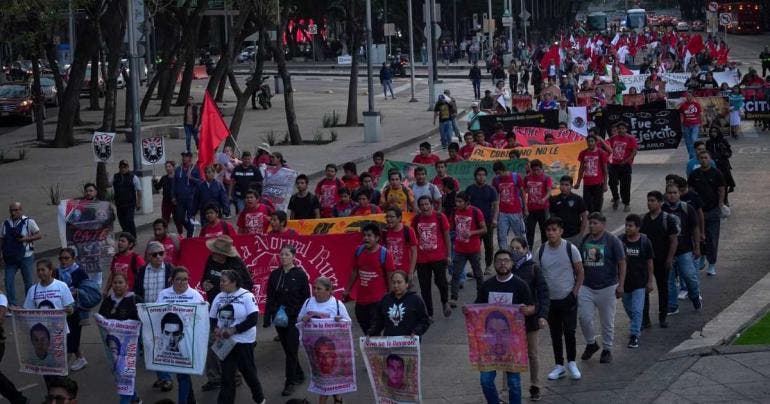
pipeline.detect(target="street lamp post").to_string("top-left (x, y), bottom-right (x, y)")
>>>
top-left (407, 0), bottom-right (417, 102)
top-left (127, 0), bottom-right (152, 213)
top-left (363, 0), bottom-right (382, 142)
top-left (425, 0), bottom-right (435, 110)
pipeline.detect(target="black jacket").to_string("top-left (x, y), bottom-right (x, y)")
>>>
top-left (133, 263), bottom-right (173, 302)
top-left (203, 256), bottom-right (253, 304)
top-left (513, 259), bottom-right (550, 332)
top-left (264, 266), bottom-right (309, 326)
top-left (369, 291), bottom-right (431, 337)
top-left (99, 293), bottom-right (143, 321)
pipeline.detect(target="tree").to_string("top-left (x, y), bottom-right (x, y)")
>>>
top-left (272, 19), bottom-right (303, 144)
top-left (328, 0), bottom-right (364, 126)
top-left (99, 0), bottom-right (127, 131)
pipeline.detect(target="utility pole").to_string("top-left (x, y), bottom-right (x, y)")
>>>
top-left (68, 0), bottom-right (76, 58)
top-left (407, 0), bottom-right (417, 102)
top-left (127, 0), bottom-right (152, 214)
top-left (488, 0), bottom-right (492, 60)
top-left (384, 0), bottom-right (390, 57)
top-left (429, 0), bottom-right (438, 83)
top-left (426, 0), bottom-right (435, 110)
top-left (363, 0), bottom-right (382, 142)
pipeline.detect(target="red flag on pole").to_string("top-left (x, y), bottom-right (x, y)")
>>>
top-left (197, 91), bottom-right (230, 174)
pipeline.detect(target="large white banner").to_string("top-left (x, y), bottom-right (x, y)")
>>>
top-left (579, 71), bottom-right (740, 95)
top-left (95, 314), bottom-right (142, 396)
top-left (137, 302), bottom-right (209, 375)
top-left (360, 336), bottom-right (421, 404)
top-left (261, 165), bottom-right (299, 212)
top-left (12, 309), bottom-right (68, 375)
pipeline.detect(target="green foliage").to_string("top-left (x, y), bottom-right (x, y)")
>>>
top-left (322, 110), bottom-right (340, 128)
top-left (45, 183), bottom-right (61, 205)
top-left (262, 130), bottom-right (277, 146)
top-left (734, 311), bottom-right (770, 345)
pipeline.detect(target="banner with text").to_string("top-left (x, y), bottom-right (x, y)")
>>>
top-left (137, 302), bottom-right (209, 375)
top-left (478, 110), bottom-right (559, 134)
top-left (667, 96), bottom-right (730, 133)
top-left (605, 105), bottom-right (682, 151)
top-left (741, 86), bottom-right (770, 120)
top-left (579, 71), bottom-right (739, 95)
top-left (260, 165), bottom-right (298, 211)
top-left (299, 320), bottom-right (357, 396)
top-left (376, 159), bottom-right (529, 191)
top-left (464, 304), bottom-right (528, 373)
top-left (360, 336), bottom-right (421, 404)
top-left (57, 199), bottom-right (115, 279)
top-left (12, 309), bottom-right (68, 375)
top-left (95, 314), bottom-right (142, 396)
top-left (288, 213), bottom-right (414, 235)
top-left (513, 127), bottom-right (585, 147)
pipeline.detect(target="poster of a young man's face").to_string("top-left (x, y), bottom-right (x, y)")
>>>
top-left (484, 311), bottom-right (511, 358)
top-left (217, 304), bottom-right (235, 329)
top-left (160, 312), bottom-right (184, 353)
top-left (385, 354), bottom-right (406, 390)
top-left (30, 323), bottom-right (51, 360)
top-left (106, 334), bottom-right (121, 371)
top-left (313, 337), bottom-right (338, 376)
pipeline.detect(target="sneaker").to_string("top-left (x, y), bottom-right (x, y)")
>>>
top-left (623, 204), bottom-right (631, 212)
top-left (547, 365), bottom-right (566, 380)
top-left (612, 199), bottom-right (619, 210)
top-left (69, 357), bottom-right (87, 371)
top-left (567, 361), bottom-right (582, 380)
top-left (200, 381), bottom-right (220, 392)
top-left (530, 385), bottom-right (542, 401)
top-left (599, 350), bottom-right (613, 364)
top-left (449, 299), bottom-right (458, 308)
top-left (707, 264), bottom-right (716, 276)
top-left (581, 342), bottom-right (600, 360)
top-left (693, 296), bottom-right (703, 311)
top-left (668, 307), bottom-right (680, 315)
top-left (628, 335), bottom-right (640, 349)
top-left (442, 302), bottom-right (452, 317)
top-left (677, 290), bottom-right (688, 300)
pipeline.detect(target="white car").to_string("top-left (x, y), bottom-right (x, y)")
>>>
top-left (676, 21), bottom-right (690, 31)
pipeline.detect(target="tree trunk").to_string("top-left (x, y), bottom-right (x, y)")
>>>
top-left (158, 58), bottom-right (184, 116)
top-left (44, 43), bottom-right (66, 107)
top-left (100, 0), bottom-right (127, 131)
top-left (89, 49), bottom-right (101, 110)
top-left (174, 5), bottom-right (207, 106)
top-left (205, 0), bottom-right (253, 98)
top-left (229, 29), bottom-right (267, 141)
top-left (215, 73), bottom-right (227, 102)
top-left (96, 162), bottom-right (109, 200)
top-left (273, 23), bottom-right (302, 145)
top-left (31, 57), bottom-right (45, 142)
top-left (174, 53), bottom-right (195, 106)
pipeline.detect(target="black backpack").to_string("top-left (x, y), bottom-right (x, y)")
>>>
top-left (538, 240), bottom-right (578, 272)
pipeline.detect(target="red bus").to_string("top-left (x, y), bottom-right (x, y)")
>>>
top-left (719, 2), bottom-right (763, 34)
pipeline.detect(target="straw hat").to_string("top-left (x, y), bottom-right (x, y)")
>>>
top-left (205, 235), bottom-right (239, 257)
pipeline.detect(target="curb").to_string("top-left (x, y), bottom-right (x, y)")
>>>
top-left (236, 70), bottom-right (493, 80)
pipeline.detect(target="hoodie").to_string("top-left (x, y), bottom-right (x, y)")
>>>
top-left (368, 291), bottom-right (431, 337)
top-left (512, 255), bottom-right (550, 332)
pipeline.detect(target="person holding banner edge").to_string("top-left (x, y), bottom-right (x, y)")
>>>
top-left (0, 290), bottom-right (29, 404)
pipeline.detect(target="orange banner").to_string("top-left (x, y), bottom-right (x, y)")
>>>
top-left (287, 213), bottom-right (414, 235)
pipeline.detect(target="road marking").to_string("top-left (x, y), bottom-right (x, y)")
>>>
top-left (738, 146), bottom-right (770, 154)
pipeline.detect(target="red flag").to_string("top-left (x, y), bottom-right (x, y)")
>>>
top-left (197, 91), bottom-right (230, 173)
top-left (540, 45), bottom-right (561, 71)
top-left (685, 35), bottom-right (705, 56)
top-left (618, 63), bottom-right (633, 75)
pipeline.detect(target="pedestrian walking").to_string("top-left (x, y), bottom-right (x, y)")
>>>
top-left (607, 122), bottom-right (638, 212)
top-left (288, 174), bottom-right (321, 220)
top-left (492, 161), bottom-right (526, 254)
top-left (54, 248), bottom-right (91, 372)
top-left (194, 165), bottom-right (230, 222)
top-left (383, 207), bottom-right (417, 282)
top-left (173, 152), bottom-right (201, 237)
top-left (687, 151), bottom-right (726, 276)
top-left (549, 176), bottom-right (588, 245)
top-left (379, 63), bottom-right (395, 99)
top-left (230, 151), bottom-right (263, 214)
top-left (146, 218), bottom-right (181, 266)
top-left (1, 202), bottom-right (40, 306)
top-left (727, 86), bottom-right (744, 138)
top-left (183, 96), bottom-right (200, 152)
top-left (411, 196), bottom-right (452, 319)
top-left (469, 63), bottom-right (482, 100)
top-left (662, 184), bottom-right (703, 315)
top-left (433, 95), bottom-right (454, 148)
top-left (155, 161), bottom-right (180, 233)
top-left (111, 160), bottom-right (142, 237)
top-left (449, 192), bottom-right (487, 306)
top-left (640, 191), bottom-right (679, 329)
top-left (465, 167), bottom-right (499, 272)
top-left (620, 215), bottom-right (654, 349)
top-left (705, 127), bottom-right (735, 205)
top-left (575, 135), bottom-right (609, 213)
top-left (524, 160), bottom-right (553, 247)
top-left (368, 271), bottom-right (431, 337)
top-left (678, 91), bottom-right (702, 159)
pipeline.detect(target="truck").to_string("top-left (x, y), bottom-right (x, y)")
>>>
top-left (719, 2), bottom-right (763, 34)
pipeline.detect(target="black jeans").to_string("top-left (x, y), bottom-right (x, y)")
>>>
top-left (66, 313), bottom-right (82, 354)
top-left (644, 260), bottom-right (670, 324)
top-left (416, 261), bottom-right (449, 317)
top-left (482, 222), bottom-right (494, 267)
top-left (175, 198), bottom-right (195, 238)
top-left (608, 164), bottom-right (632, 206)
top-left (355, 302), bottom-right (379, 335)
top-left (703, 207), bottom-right (721, 265)
top-left (276, 324), bottom-right (304, 386)
top-left (116, 204), bottom-right (137, 237)
top-left (582, 184), bottom-right (604, 214)
top-left (547, 294), bottom-right (578, 365)
top-left (0, 343), bottom-right (26, 404)
top-left (525, 210), bottom-right (548, 248)
top-left (218, 342), bottom-right (265, 404)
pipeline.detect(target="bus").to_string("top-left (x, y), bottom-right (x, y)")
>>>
top-left (586, 12), bottom-right (609, 32)
top-left (720, 2), bottom-right (763, 34)
top-left (626, 8), bottom-right (647, 30)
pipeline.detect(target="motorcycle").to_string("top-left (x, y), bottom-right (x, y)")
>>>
top-left (389, 55), bottom-right (408, 77)
top-left (253, 77), bottom-right (272, 110)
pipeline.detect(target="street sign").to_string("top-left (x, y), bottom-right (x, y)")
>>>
top-left (423, 24), bottom-right (442, 40)
top-left (502, 16), bottom-right (513, 27)
top-left (519, 9), bottom-right (531, 20)
top-left (708, 2), bottom-right (718, 13)
top-left (719, 13), bottom-right (731, 26)
top-left (384, 23), bottom-right (395, 36)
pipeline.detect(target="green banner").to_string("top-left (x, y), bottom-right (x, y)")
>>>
top-left (376, 159), bottom-right (529, 190)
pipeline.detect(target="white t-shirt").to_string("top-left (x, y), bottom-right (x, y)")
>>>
top-left (297, 296), bottom-right (351, 322)
top-left (209, 288), bottom-right (259, 344)
top-left (0, 293), bottom-right (7, 308)
top-left (1, 216), bottom-right (40, 257)
top-left (156, 287), bottom-right (205, 304)
top-left (23, 279), bottom-right (75, 333)
top-left (410, 183), bottom-right (442, 203)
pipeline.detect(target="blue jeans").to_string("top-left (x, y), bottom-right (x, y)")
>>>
top-left (119, 393), bottom-right (140, 404)
top-left (622, 288), bottom-right (645, 337)
top-left (668, 252), bottom-right (700, 311)
top-left (4, 255), bottom-right (34, 306)
top-left (439, 120), bottom-right (453, 147)
top-left (480, 371), bottom-right (522, 404)
top-left (682, 125), bottom-right (699, 159)
top-left (176, 373), bottom-right (194, 404)
top-left (382, 80), bottom-right (394, 97)
top-left (472, 79), bottom-right (481, 99)
top-left (234, 197), bottom-right (246, 213)
top-left (497, 212), bottom-right (525, 251)
top-left (184, 124), bottom-right (199, 152)
top-left (450, 118), bottom-right (461, 138)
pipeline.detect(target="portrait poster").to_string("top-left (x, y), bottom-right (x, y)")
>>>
top-left (92, 131), bottom-right (115, 163)
top-left (12, 309), bottom-right (68, 375)
top-left (299, 320), bottom-right (357, 396)
top-left (463, 304), bottom-right (528, 373)
top-left (260, 165), bottom-right (298, 211)
top-left (57, 199), bottom-right (115, 279)
top-left (360, 336), bottom-right (421, 404)
top-left (141, 135), bottom-right (166, 165)
top-left (94, 314), bottom-right (141, 395)
top-left (137, 302), bottom-right (209, 375)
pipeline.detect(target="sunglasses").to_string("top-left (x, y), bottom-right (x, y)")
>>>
top-left (150, 252), bottom-right (165, 257)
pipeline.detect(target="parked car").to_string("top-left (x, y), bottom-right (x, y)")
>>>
top-left (238, 46), bottom-right (257, 63)
top-left (676, 21), bottom-right (690, 31)
top-left (81, 63), bottom-right (105, 96)
top-left (39, 76), bottom-right (58, 106)
top-left (0, 82), bottom-right (43, 123)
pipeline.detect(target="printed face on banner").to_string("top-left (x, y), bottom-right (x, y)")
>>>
top-left (463, 304), bottom-right (528, 373)
top-left (299, 321), bottom-right (357, 396)
top-left (61, 199), bottom-right (114, 275)
top-left (361, 337), bottom-right (421, 403)
top-left (13, 310), bottom-right (68, 375)
top-left (148, 306), bottom-right (196, 368)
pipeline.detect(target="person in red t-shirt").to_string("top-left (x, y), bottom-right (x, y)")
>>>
top-left (576, 134), bottom-right (609, 213)
top-left (492, 161), bottom-right (526, 252)
top-left (411, 196), bottom-right (452, 319)
top-left (368, 151), bottom-right (386, 184)
top-left (431, 161), bottom-right (460, 191)
top-left (237, 189), bottom-right (273, 235)
top-left (489, 125), bottom-right (508, 149)
top-left (523, 159), bottom-right (554, 247)
top-left (459, 132), bottom-right (476, 160)
top-left (268, 210), bottom-right (298, 236)
top-left (607, 122), bottom-right (638, 212)
top-left (147, 218), bottom-right (181, 266)
top-left (450, 192), bottom-right (487, 306)
top-left (678, 90), bottom-right (703, 160)
top-left (341, 161), bottom-right (361, 194)
top-left (474, 131), bottom-right (492, 147)
top-left (412, 142), bottom-right (441, 165)
top-left (505, 132), bottom-right (523, 149)
top-left (200, 203), bottom-right (236, 238)
top-left (351, 189), bottom-right (382, 216)
top-left (382, 207), bottom-right (417, 280)
top-left (445, 142), bottom-right (464, 163)
top-left (104, 232), bottom-right (144, 295)
top-left (315, 164), bottom-right (346, 218)
top-left (343, 223), bottom-right (395, 333)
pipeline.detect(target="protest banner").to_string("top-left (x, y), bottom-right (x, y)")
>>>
top-left (463, 304), bottom-right (528, 373)
top-left (57, 199), bottom-right (115, 279)
top-left (375, 159), bottom-right (529, 191)
top-left (581, 72), bottom-right (740, 96)
top-left (469, 142), bottom-right (583, 194)
top-left (141, 135), bottom-right (166, 165)
top-left (287, 212), bottom-right (414, 235)
top-left (623, 94), bottom-right (646, 106)
top-left (94, 314), bottom-right (141, 395)
top-left (666, 96), bottom-right (730, 133)
top-left (299, 320), bottom-right (357, 396)
top-left (513, 127), bottom-right (584, 146)
top-left (360, 336), bottom-right (421, 404)
top-left (478, 110), bottom-right (559, 134)
top-left (576, 91), bottom-right (594, 107)
top-left (12, 309), bottom-right (68, 375)
top-left (511, 95), bottom-right (533, 112)
top-left (137, 302), bottom-right (209, 375)
top-left (741, 86), bottom-right (770, 120)
top-left (261, 165), bottom-right (298, 211)
top-left (567, 107), bottom-right (588, 136)
top-left (177, 232), bottom-right (361, 310)
top-left (605, 104), bottom-right (682, 151)
top-left (92, 132), bottom-right (115, 163)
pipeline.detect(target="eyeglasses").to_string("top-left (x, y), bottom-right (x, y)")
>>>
top-left (150, 252), bottom-right (165, 257)
top-left (44, 395), bottom-right (72, 404)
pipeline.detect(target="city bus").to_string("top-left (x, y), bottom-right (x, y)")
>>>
top-left (626, 8), bottom-right (647, 31)
top-left (587, 12), bottom-right (609, 32)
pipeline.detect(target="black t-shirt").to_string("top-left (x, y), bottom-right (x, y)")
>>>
top-left (662, 201), bottom-right (698, 254)
top-left (288, 192), bottom-right (321, 220)
top-left (688, 167), bottom-right (725, 211)
top-left (232, 165), bottom-right (263, 198)
top-left (549, 193), bottom-right (587, 238)
top-left (680, 190), bottom-right (703, 212)
top-left (620, 234), bottom-right (654, 292)
top-left (475, 274), bottom-right (534, 306)
top-left (640, 212), bottom-right (679, 263)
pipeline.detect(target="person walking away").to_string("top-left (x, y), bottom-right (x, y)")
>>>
top-left (450, 192), bottom-right (487, 306)
top-left (54, 248), bottom-right (91, 372)
top-left (473, 249), bottom-right (536, 404)
top-left (578, 212), bottom-right (625, 364)
top-left (575, 135), bottom-right (609, 213)
top-left (0, 290), bottom-right (29, 404)
top-left (727, 86), bottom-right (745, 138)
top-left (538, 217), bottom-right (583, 381)
top-left (173, 152), bottom-right (201, 237)
top-left (705, 127), bottom-right (735, 205)
top-left (549, 176), bottom-right (588, 245)
top-left (183, 96), bottom-right (200, 152)
top-left (469, 63), bottom-right (482, 100)
top-left (607, 122), bottom-right (638, 212)
top-left (212, 270), bottom-right (266, 404)
top-left (467, 167), bottom-right (500, 273)
top-left (640, 191), bottom-right (679, 329)
top-left (379, 63), bottom-right (395, 99)
top-left (661, 184), bottom-right (702, 315)
top-left (508, 61), bottom-right (519, 94)
top-left (433, 95), bottom-right (454, 148)
top-left (509, 237), bottom-right (549, 401)
top-left (687, 151), bottom-right (726, 276)
top-left (112, 160), bottom-right (142, 237)
top-left (368, 271), bottom-right (431, 337)
top-left (155, 161), bottom-right (180, 233)
top-left (492, 161), bottom-right (526, 254)
top-left (1, 202), bottom-right (40, 306)
top-left (620, 215), bottom-right (654, 349)
top-left (443, 89), bottom-right (462, 140)
top-left (411, 197), bottom-right (452, 319)
top-left (343, 224), bottom-right (395, 333)
top-left (524, 160), bottom-right (553, 247)
top-left (298, 277), bottom-right (352, 404)
top-left (678, 91), bottom-right (703, 160)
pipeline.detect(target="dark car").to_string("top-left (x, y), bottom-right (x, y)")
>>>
top-left (0, 82), bottom-right (43, 123)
